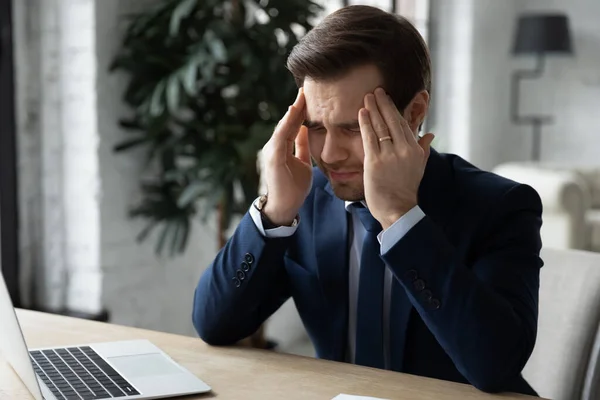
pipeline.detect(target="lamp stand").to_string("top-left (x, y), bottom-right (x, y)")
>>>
top-left (511, 55), bottom-right (553, 161)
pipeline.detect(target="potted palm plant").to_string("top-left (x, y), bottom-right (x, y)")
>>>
top-left (110, 0), bottom-right (321, 253)
top-left (110, 0), bottom-right (322, 347)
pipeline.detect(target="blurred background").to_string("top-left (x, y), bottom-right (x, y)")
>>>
top-left (1, 0), bottom-right (600, 397)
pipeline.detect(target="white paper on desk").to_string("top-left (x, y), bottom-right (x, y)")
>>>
top-left (332, 395), bottom-right (389, 400)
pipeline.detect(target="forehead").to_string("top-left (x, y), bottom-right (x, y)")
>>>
top-left (302, 64), bottom-right (384, 122)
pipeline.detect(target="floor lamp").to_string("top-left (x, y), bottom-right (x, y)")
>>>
top-left (511, 13), bottom-right (573, 161)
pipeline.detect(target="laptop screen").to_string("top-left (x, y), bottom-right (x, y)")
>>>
top-left (0, 273), bottom-right (44, 400)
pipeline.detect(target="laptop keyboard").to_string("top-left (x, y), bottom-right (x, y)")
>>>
top-left (29, 346), bottom-right (140, 399)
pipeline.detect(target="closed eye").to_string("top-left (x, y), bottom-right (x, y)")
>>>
top-left (345, 128), bottom-right (361, 135)
top-left (307, 126), bottom-right (326, 134)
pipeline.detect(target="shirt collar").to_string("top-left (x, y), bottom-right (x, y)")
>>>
top-left (344, 200), bottom-right (367, 212)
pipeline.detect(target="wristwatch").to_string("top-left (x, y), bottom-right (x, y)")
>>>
top-left (255, 194), bottom-right (268, 212)
top-left (254, 194), bottom-right (298, 229)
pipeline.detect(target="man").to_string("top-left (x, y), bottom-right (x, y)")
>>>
top-left (192, 5), bottom-right (542, 396)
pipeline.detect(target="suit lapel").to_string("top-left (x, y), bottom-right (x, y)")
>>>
top-left (314, 184), bottom-right (350, 361)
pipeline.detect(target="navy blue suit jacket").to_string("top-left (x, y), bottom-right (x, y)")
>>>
top-left (193, 150), bottom-right (543, 396)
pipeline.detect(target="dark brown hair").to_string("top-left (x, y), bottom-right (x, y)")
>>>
top-left (287, 5), bottom-right (431, 112)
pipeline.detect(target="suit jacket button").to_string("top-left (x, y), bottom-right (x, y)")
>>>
top-left (421, 289), bottom-right (432, 302)
top-left (413, 279), bottom-right (425, 291)
top-left (236, 270), bottom-right (246, 281)
top-left (405, 270), bottom-right (418, 282)
top-left (241, 261), bottom-right (250, 272)
top-left (244, 253), bottom-right (254, 264)
top-left (429, 298), bottom-right (441, 310)
top-left (232, 277), bottom-right (241, 288)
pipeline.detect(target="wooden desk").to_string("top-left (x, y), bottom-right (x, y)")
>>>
top-left (0, 310), bottom-right (537, 400)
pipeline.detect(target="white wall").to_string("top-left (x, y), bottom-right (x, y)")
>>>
top-left (517, 0), bottom-right (600, 165)
top-left (432, 0), bottom-right (600, 170)
top-left (469, 1), bottom-right (523, 169)
top-left (430, 0), bottom-right (521, 170)
top-left (95, 0), bottom-right (222, 335)
top-left (428, 0), bottom-right (475, 157)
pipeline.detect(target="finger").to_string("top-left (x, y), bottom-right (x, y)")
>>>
top-left (286, 107), bottom-right (308, 156)
top-left (364, 93), bottom-right (393, 144)
top-left (293, 86), bottom-right (305, 109)
top-left (271, 106), bottom-right (296, 151)
top-left (358, 108), bottom-right (379, 156)
top-left (400, 115), bottom-right (419, 146)
top-left (287, 88), bottom-right (307, 142)
top-left (274, 88), bottom-right (305, 136)
top-left (374, 88), bottom-right (407, 146)
top-left (391, 99), bottom-right (421, 146)
top-left (273, 93), bottom-right (306, 154)
top-left (294, 125), bottom-right (311, 164)
top-left (418, 133), bottom-right (435, 165)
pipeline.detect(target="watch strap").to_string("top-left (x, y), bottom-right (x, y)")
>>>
top-left (253, 195), bottom-right (298, 229)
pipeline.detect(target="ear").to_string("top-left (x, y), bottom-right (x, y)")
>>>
top-left (402, 90), bottom-right (430, 133)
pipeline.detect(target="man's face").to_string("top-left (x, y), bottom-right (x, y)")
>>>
top-left (303, 64), bottom-right (384, 201)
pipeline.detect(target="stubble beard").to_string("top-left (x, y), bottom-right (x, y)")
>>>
top-left (315, 161), bottom-right (365, 202)
top-left (331, 183), bottom-right (364, 202)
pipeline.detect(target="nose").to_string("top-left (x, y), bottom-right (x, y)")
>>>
top-left (320, 132), bottom-right (349, 165)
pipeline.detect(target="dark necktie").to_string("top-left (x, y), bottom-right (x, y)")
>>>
top-left (353, 203), bottom-right (385, 369)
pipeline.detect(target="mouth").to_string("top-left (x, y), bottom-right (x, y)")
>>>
top-left (328, 170), bottom-right (361, 182)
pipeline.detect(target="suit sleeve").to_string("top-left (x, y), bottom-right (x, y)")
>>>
top-left (192, 209), bottom-right (295, 345)
top-left (381, 184), bottom-right (543, 392)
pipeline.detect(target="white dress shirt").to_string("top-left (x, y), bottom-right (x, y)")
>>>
top-left (249, 198), bottom-right (425, 368)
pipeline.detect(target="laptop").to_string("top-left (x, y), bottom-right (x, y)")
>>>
top-left (0, 272), bottom-right (212, 399)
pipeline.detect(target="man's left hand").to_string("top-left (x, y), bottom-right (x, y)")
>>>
top-left (359, 87), bottom-right (435, 230)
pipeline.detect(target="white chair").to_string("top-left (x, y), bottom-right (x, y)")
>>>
top-left (582, 326), bottom-right (600, 400)
top-left (523, 247), bottom-right (600, 400)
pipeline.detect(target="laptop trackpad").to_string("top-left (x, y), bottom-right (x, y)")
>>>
top-left (107, 353), bottom-right (183, 378)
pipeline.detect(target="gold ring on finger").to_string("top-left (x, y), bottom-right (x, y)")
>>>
top-left (378, 136), bottom-right (393, 143)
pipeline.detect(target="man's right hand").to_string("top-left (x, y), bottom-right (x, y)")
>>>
top-left (260, 88), bottom-right (313, 226)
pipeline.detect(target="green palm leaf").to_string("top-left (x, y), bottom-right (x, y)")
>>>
top-left (111, 0), bottom-right (322, 256)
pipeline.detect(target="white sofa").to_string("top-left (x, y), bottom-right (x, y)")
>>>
top-left (493, 162), bottom-right (592, 250)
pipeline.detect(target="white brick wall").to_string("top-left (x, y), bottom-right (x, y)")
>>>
top-left (38, 0), bottom-right (69, 312)
top-left (13, 0), bottom-right (102, 312)
top-left (61, 0), bottom-right (102, 314)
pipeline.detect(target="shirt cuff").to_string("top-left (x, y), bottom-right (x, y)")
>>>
top-left (249, 198), bottom-right (299, 238)
top-left (377, 206), bottom-right (426, 254)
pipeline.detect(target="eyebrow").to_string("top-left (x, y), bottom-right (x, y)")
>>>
top-left (303, 119), bottom-right (360, 130)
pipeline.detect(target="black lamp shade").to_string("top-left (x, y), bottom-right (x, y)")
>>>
top-left (513, 14), bottom-right (573, 55)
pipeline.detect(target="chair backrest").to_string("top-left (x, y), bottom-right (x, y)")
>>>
top-left (582, 326), bottom-right (600, 400)
top-left (523, 247), bottom-right (600, 400)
